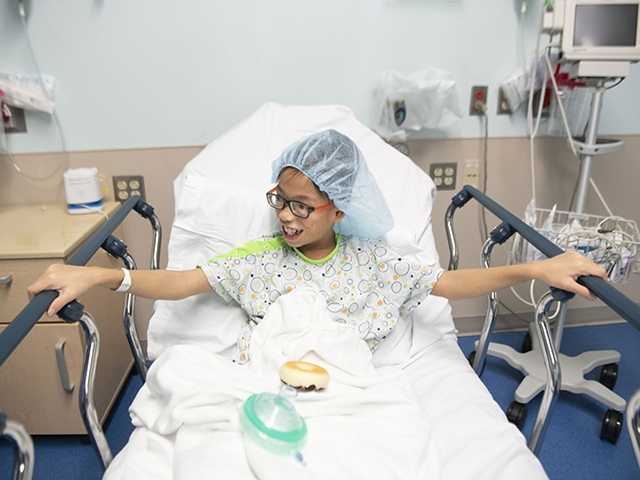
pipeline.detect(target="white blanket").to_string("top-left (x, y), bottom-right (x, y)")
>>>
top-left (105, 288), bottom-right (441, 479)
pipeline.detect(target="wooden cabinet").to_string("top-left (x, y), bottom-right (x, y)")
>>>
top-left (0, 203), bottom-right (133, 434)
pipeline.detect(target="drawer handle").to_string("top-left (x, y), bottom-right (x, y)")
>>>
top-left (55, 340), bottom-right (75, 393)
top-left (0, 273), bottom-right (12, 286)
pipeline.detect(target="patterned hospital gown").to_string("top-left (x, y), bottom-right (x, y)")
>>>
top-left (199, 234), bottom-right (444, 362)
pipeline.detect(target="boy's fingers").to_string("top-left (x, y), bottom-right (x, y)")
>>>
top-left (27, 280), bottom-right (45, 297)
top-left (573, 283), bottom-right (592, 300)
top-left (48, 294), bottom-right (70, 317)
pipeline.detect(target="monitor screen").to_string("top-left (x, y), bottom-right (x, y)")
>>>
top-left (574, 4), bottom-right (638, 47)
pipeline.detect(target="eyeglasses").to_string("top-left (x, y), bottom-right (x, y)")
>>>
top-left (266, 190), bottom-right (331, 219)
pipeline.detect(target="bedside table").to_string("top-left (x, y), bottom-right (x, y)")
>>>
top-left (0, 202), bottom-right (133, 434)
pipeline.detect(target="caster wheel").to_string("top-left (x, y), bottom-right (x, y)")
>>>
top-left (600, 409), bottom-right (623, 444)
top-left (599, 363), bottom-right (618, 390)
top-left (521, 332), bottom-right (532, 353)
top-left (467, 351), bottom-right (476, 367)
top-left (506, 401), bottom-right (528, 431)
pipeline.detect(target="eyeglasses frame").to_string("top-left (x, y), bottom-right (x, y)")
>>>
top-left (266, 189), bottom-right (332, 219)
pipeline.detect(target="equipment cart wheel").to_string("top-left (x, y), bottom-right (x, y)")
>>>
top-left (506, 401), bottom-right (527, 430)
top-left (467, 351), bottom-right (476, 366)
top-left (599, 363), bottom-right (618, 391)
top-left (521, 332), bottom-right (532, 353)
top-left (600, 409), bottom-right (623, 444)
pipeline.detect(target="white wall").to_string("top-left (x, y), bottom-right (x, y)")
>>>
top-left (2, 0), bottom-right (640, 153)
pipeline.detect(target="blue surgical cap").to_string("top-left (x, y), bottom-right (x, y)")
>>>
top-left (270, 129), bottom-right (394, 239)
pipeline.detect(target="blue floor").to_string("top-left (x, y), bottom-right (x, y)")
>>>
top-left (1, 322), bottom-right (639, 479)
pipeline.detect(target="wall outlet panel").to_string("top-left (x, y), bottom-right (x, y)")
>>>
top-left (112, 175), bottom-right (146, 202)
top-left (429, 162), bottom-right (457, 190)
top-left (2, 105), bottom-right (27, 134)
top-left (461, 158), bottom-right (480, 188)
top-left (469, 85), bottom-right (489, 116)
top-left (497, 87), bottom-right (513, 115)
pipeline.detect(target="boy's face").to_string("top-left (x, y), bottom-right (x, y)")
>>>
top-left (273, 168), bottom-right (344, 253)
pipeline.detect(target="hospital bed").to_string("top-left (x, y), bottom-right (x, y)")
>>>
top-left (1, 103), bottom-right (640, 478)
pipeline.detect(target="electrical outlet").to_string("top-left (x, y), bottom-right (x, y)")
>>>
top-left (429, 162), bottom-right (457, 190)
top-left (469, 86), bottom-right (488, 116)
top-left (113, 175), bottom-right (146, 202)
top-left (461, 159), bottom-right (480, 188)
top-left (2, 104), bottom-right (27, 133)
top-left (497, 87), bottom-right (513, 115)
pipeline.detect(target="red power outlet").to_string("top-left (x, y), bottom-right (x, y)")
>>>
top-left (469, 85), bottom-right (489, 116)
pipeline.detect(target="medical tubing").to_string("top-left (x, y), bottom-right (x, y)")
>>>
top-left (589, 177), bottom-right (614, 217)
top-left (478, 112), bottom-right (489, 242)
top-left (543, 51), bottom-right (578, 157)
top-left (456, 185), bottom-right (640, 331)
top-left (0, 196), bottom-right (143, 367)
top-left (526, 3), bottom-right (549, 203)
top-left (19, 8), bottom-right (69, 154)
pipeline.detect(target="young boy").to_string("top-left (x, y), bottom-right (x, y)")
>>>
top-left (28, 130), bottom-right (607, 359)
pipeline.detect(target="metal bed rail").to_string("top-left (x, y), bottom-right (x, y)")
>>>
top-left (1, 409), bottom-right (34, 480)
top-left (0, 195), bottom-right (161, 471)
top-left (445, 185), bottom-right (640, 455)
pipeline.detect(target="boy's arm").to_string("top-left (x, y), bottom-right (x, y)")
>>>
top-left (432, 251), bottom-right (608, 301)
top-left (28, 265), bottom-right (211, 317)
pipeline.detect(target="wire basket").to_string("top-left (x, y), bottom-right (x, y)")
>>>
top-left (510, 208), bottom-right (640, 284)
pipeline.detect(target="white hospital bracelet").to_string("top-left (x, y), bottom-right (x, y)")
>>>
top-left (114, 268), bottom-right (132, 293)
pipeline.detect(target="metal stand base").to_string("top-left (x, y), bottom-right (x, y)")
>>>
top-left (479, 341), bottom-right (626, 411)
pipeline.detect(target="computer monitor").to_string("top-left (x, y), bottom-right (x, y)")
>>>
top-left (562, 1), bottom-right (640, 61)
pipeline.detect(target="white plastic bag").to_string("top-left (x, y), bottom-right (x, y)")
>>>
top-left (0, 72), bottom-right (55, 114)
top-left (373, 67), bottom-right (462, 139)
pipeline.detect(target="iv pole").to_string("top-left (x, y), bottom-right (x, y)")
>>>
top-left (552, 78), bottom-right (624, 349)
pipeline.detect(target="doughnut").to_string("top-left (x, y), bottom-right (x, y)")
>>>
top-left (279, 361), bottom-right (329, 391)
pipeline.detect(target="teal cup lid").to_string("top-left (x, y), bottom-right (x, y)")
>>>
top-left (240, 392), bottom-right (307, 455)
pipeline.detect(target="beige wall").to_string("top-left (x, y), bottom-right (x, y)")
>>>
top-left (3, 136), bottom-right (639, 337)
top-left (409, 136), bottom-right (640, 334)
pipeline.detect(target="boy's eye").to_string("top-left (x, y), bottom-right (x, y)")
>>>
top-left (291, 201), bottom-right (310, 214)
top-left (267, 193), bottom-right (284, 207)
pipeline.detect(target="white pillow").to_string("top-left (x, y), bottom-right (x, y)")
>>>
top-left (147, 103), bottom-right (448, 360)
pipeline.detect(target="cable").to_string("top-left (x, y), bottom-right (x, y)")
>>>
top-left (589, 178), bottom-right (614, 217)
top-left (526, 3), bottom-right (550, 205)
top-left (20, 9), bottom-right (69, 153)
top-left (605, 77), bottom-right (625, 90)
top-left (497, 299), bottom-right (532, 325)
top-left (477, 111), bottom-right (489, 242)
top-left (544, 49), bottom-right (578, 157)
top-left (1, 6), bottom-right (69, 184)
top-left (543, 53), bottom-right (618, 217)
top-left (528, 53), bottom-right (549, 205)
top-left (510, 284), bottom-right (537, 307)
top-left (0, 125), bottom-right (65, 183)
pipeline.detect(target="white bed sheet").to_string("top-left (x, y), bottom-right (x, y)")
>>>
top-left (404, 334), bottom-right (547, 480)
top-left (105, 333), bottom-right (547, 480)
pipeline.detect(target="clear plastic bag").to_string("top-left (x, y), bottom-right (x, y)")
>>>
top-left (373, 67), bottom-right (462, 139)
top-left (0, 72), bottom-right (55, 114)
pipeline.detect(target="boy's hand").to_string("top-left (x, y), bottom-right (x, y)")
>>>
top-left (531, 251), bottom-right (608, 300)
top-left (27, 264), bottom-right (110, 317)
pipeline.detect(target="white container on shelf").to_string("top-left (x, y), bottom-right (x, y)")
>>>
top-left (63, 167), bottom-right (103, 215)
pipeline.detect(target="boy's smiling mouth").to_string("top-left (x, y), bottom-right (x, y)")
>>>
top-left (282, 225), bottom-right (303, 241)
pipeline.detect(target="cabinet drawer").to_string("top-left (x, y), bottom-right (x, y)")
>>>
top-left (0, 320), bottom-right (132, 434)
top-left (0, 258), bottom-right (57, 324)
top-left (0, 214), bottom-right (134, 434)
top-left (0, 247), bottom-right (122, 324)
top-left (0, 322), bottom-right (86, 433)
